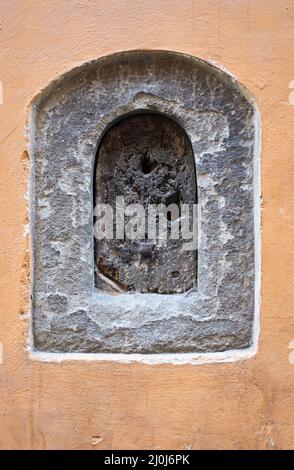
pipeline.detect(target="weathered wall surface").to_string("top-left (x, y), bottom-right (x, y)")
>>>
top-left (0, 0), bottom-right (293, 449)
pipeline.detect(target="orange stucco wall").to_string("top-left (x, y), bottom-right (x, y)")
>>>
top-left (0, 0), bottom-right (293, 449)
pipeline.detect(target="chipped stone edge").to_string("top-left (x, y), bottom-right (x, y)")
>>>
top-left (26, 50), bottom-right (261, 366)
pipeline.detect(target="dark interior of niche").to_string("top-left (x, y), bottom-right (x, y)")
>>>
top-left (93, 112), bottom-right (198, 294)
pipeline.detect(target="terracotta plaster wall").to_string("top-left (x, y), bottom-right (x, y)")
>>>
top-left (0, 0), bottom-right (293, 450)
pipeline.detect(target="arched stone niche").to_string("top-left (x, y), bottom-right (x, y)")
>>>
top-left (30, 50), bottom-right (259, 354)
top-left (94, 112), bottom-right (197, 295)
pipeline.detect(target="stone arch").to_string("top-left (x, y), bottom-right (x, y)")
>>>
top-left (30, 50), bottom-right (259, 354)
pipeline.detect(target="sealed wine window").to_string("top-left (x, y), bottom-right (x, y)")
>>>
top-left (30, 50), bottom-right (259, 355)
top-left (94, 113), bottom-right (197, 294)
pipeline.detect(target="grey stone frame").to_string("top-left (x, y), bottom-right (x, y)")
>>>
top-left (30, 50), bottom-right (259, 354)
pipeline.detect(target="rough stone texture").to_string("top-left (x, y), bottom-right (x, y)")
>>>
top-left (31, 50), bottom-right (256, 353)
top-left (95, 113), bottom-right (197, 294)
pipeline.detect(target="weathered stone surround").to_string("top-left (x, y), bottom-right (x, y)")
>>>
top-left (30, 50), bottom-right (258, 353)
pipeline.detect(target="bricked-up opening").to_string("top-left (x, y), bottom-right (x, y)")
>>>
top-left (94, 113), bottom-right (197, 294)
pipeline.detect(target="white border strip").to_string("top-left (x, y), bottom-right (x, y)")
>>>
top-left (30, 345), bottom-right (258, 365)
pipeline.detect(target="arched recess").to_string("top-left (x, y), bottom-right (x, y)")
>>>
top-left (94, 111), bottom-right (197, 294)
top-left (30, 50), bottom-right (259, 355)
